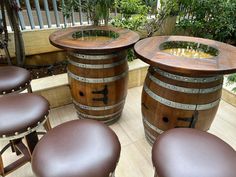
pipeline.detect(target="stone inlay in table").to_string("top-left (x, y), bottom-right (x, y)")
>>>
top-left (160, 41), bottom-right (219, 59)
top-left (72, 30), bottom-right (119, 42)
top-left (134, 36), bottom-right (236, 144)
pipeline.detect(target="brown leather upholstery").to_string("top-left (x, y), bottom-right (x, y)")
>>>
top-left (32, 119), bottom-right (121, 177)
top-left (0, 93), bottom-right (49, 138)
top-left (152, 128), bottom-right (236, 177)
top-left (0, 66), bottom-right (31, 94)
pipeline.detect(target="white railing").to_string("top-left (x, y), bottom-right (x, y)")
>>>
top-left (4, 0), bottom-right (92, 31)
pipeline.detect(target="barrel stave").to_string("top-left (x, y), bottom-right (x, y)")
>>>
top-left (142, 67), bottom-right (223, 143)
top-left (69, 79), bottom-right (128, 107)
top-left (67, 51), bottom-right (128, 124)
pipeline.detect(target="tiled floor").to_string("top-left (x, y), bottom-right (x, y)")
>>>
top-left (1, 86), bottom-right (236, 177)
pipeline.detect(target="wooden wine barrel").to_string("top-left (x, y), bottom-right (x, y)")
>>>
top-left (142, 67), bottom-right (223, 144)
top-left (134, 36), bottom-right (236, 144)
top-left (49, 26), bottom-right (139, 124)
top-left (67, 51), bottom-right (128, 124)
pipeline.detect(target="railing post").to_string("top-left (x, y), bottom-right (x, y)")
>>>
top-left (43, 0), bottom-right (52, 28)
top-left (34, 0), bottom-right (44, 29)
top-left (71, 7), bottom-right (75, 26)
top-left (61, 0), bottom-right (67, 27)
top-left (16, 0), bottom-right (26, 30)
top-left (78, 0), bottom-right (83, 25)
top-left (25, 0), bottom-right (35, 29)
top-left (52, 0), bottom-right (60, 27)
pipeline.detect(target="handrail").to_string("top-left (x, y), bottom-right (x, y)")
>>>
top-left (1, 0), bottom-right (91, 31)
top-left (0, 0), bottom-right (119, 31)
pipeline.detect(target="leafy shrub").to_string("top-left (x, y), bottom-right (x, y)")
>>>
top-left (227, 74), bottom-right (236, 93)
top-left (112, 0), bottom-right (149, 31)
top-left (119, 0), bottom-right (149, 19)
top-left (176, 0), bottom-right (236, 44)
top-left (112, 0), bottom-right (182, 61)
top-left (63, 0), bottom-right (115, 25)
top-left (112, 0), bottom-right (149, 61)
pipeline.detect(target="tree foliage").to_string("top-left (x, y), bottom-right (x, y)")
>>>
top-left (227, 74), bottom-right (236, 93)
top-left (63, 0), bottom-right (115, 25)
top-left (111, 0), bottom-right (149, 31)
top-left (176, 0), bottom-right (236, 44)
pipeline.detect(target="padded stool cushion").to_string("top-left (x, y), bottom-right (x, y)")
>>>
top-left (32, 119), bottom-right (121, 177)
top-left (0, 93), bottom-right (49, 138)
top-left (0, 66), bottom-right (31, 94)
top-left (152, 128), bottom-right (236, 177)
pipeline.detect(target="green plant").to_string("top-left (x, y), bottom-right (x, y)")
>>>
top-left (63, 0), bottom-right (115, 25)
top-left (176, 0), bottom-right (236, 44)
top-left (112, 0), bottom-right (149, 61)
top-left (143, 0), bottom-right (181, 37)
top-left (112, 0), bottom-right (149, 31)
top-left (142, 0), bottom-right (157, 13)
top-left (112, 0), bottom-right (182, 61)
top-left (119, 0), bottom-right (149, 19)
top-left (111, 14), bottom-right (148, 31)
top-left (227, 74), bottom-right (236, 92)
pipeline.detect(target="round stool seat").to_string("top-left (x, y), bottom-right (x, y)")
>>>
top-left (32, 119), bottom-right (121, 177)
top-left (0, 93), bottom-right (49, 139)
top-left (152, 128), bottom-right (236, 177)
top-left (0, 66), bottom-right (31, 94)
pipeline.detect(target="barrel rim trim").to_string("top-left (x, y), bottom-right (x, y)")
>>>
top-left (154, 67), bottom-right (223, 83)
top-left (143, 84), bottom-right (220, 110)
top-left (148, 73), bottom-right (223, 94)
top-left (68, 51), bottom-right (126, 60)
top-left (73, 99), bottom-right (125, 111)
top-left (76, 109), bottom-right (123, 119)
top-left (143, 117), bottom-right (164, 135)
top-left (68, 70), bottom-right (128, 83)
top-left (68, 58), bottom-right (126, 69)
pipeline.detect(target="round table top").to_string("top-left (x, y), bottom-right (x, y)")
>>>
top-left (49, 26), bottom-right (140, 54)
top-left (134, 36), bottom-right (236, 76)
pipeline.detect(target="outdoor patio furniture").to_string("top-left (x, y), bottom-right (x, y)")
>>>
top-left (49, 26), bottom-right (139, 124)
top-left (152, 128), bottom-right (236, 177)
top-left (0, 93), bottom-right (51, 176)
top-left (0, 66), bottom-right (32, 94)
top-left (31, 119), bottom-right (121, 177)
top-left (134, 36), bottom-right (236, 144)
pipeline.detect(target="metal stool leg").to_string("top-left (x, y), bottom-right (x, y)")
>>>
top-left (0, 154), bottom-right (4, 176)
top-left (25, 131), bottom-right (39, 154)
top-left (44, 118), bottom-right (52, 132)
top-left (27, 84), bottom-right (33, 93)
top-left (10, 139), bottom-right (21, 155)
top-left (0, 141), bottom-right (31, 176)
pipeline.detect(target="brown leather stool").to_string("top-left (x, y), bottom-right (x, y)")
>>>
top-left (0, 93), bottom-right (51, 176)
top-left (152, 128), bottom-right (236, 177)
top-left (32, 119), bottom-right (121, 177)
top-left (0, 66), bottom-right (32, 94)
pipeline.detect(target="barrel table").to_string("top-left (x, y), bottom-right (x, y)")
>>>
top-left (134, 36), bottom-right (236, 144)
top-left (50, 26), bottom-right (139, 124)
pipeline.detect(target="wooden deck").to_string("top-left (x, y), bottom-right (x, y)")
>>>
top-left (1, 86), bottom-right (236, 177)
